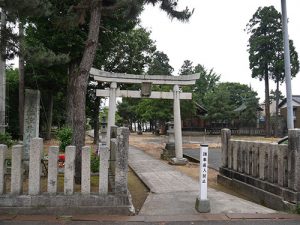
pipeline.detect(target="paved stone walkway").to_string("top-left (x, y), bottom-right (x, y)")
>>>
top-left (128, 146), bottom-right (276, 216)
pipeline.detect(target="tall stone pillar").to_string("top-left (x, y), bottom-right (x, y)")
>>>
top-left (115, 127), bottom-right (130, 194)
top-left (106, 82), bottom-right (117, 148)
top-left (23, 89), bottom-right (40, 160)
top-left (170, 85), bottom-right (187, 165)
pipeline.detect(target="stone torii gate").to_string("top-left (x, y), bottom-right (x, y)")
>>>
top-left (90, 68), bottom-right (199, 165)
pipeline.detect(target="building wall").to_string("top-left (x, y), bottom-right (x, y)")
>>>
top-left (280, 107), bottom-right (300, 128)
top-left (296, 107), bottom-right (300, 128)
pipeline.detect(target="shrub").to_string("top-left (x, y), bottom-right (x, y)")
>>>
top-left (0, 133), bottom-right (13, 147)
top-left (56, 127), bottom-right (72, 152)
top-left (296, 204), bottom-right (300, 214)
top-left (91, 153), bottom-right (100, 173)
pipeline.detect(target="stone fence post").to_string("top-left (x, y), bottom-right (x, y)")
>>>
top-left (221, 129), bottom-right (231, 168)
top-left (99, 144), bottom-right (109, 194)
top-left (11, 145), bottom-right (23, 195)
top-left (64, 146), bottom-right (76, 195)
top-left (115, 127), bottom-right (130, 195)
top-left (288, 129), bottom-right (300, 191)
top-left (81, 146), bottom-right (91, 194)
top-left (47, 146), bottom-right (59, 194)
top-left (28, 138), bottom-right (43, 195)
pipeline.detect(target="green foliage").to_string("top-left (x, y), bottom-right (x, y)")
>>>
top-left (178, 60), bottom-right (220, 120)
top-left (203, 84), bottom-right (233, 124)
top-left (90, 153), bottom-right (100, 173)
top-left (193, 64), bottom-right (220, 104)
top-left (179, 60), bottom-right (194, 75)
top-left (246, 6), bottom-right (283, 81)
top-left (245, 6), bottom-right (299, 135)
top-left (246, 7), bottom-right (299, 85)
top-left (296, 203), bottom-right (300, 214)
top-left (97, 27), bottom-right (156, 74)
top-left (270, 89), bottom-right (284, 102)
top-left (203, 82), bottom-right (259, 127)
top-left (9, 0), bottom-right (194, 149)
top-left (144, 0), bottom-right (194, 22)
top-left (0, 133), bottom-right (13, 147)
top-left (147, 51), bottom-right (174, 75)
top-left (6, 69), bottom-right (19, 138)
top-left (1, 0), bottom-right (52, 60)
top-left (1, 0), bottom-right (52, 19)
top-left (56, 127), bottom-right (72, 152)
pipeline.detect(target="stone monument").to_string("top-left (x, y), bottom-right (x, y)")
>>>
top-left (23, 89), bottom-right (40, 160)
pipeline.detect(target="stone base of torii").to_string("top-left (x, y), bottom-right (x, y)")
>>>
top-left (90, 68), bottom-right (199, 165)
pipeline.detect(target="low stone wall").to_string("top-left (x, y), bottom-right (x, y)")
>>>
top-left (0, 127), bottom-right (133, 215)
top-left (182, 128), bottom-right (266, 136)
top-left (218, 129), bottom-right (300, 211)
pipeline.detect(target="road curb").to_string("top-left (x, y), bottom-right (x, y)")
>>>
top-left (1, 213), bottom-right (300, 222)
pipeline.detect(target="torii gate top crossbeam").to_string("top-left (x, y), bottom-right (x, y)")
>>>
top-left (90, 68), bottom-right (199, 85)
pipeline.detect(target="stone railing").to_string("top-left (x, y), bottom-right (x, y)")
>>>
top-left (218, 129), bottom-right (300, 211)
top-left (0, 127), bottom-right (132, 215)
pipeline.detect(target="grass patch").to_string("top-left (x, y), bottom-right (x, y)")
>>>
top-left (128, 167), bottom-right (149, 213)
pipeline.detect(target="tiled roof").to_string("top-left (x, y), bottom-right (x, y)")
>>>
top-left (278, 95), bottom-right (300, 108)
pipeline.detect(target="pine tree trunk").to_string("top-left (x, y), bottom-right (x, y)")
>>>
top-left (18, 22), bottom-right (25, 139)
top-left (264, 72), bottom-right (271, 137)
top-left (93, 96), bottom-right (100, 144)
top-left (66, 62), bottom-right (78, 128)
top-left (72, 0), bottom-right (102, 184)
top-left (45, 92), bottom-right (53, 140)
top-left (274, 80), bottom-right (280, 137)
top-left (275, 80), bottom-right (279, 117)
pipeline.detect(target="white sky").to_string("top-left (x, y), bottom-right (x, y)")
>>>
top-left (140, 0), bottom-right (300, 102)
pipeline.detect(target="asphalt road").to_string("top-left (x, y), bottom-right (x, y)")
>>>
top-left (1, 220), bottom-right (300, 225)
top-left (184, 148), bottom-right (222, 171)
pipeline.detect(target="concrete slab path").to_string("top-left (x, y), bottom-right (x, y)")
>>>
top-left (129, 146), bottom-right (276, 216)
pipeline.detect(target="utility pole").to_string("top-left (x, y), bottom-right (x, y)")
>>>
top-left (281, 0), bottom-right (294, 129)
top-left (0, 8), bottom-right (6, 133)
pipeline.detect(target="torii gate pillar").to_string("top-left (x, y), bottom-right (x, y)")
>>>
top-left (107, 82), bottom-right (117, 148)
top-left (170, 85), bottom-right (188, 165)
